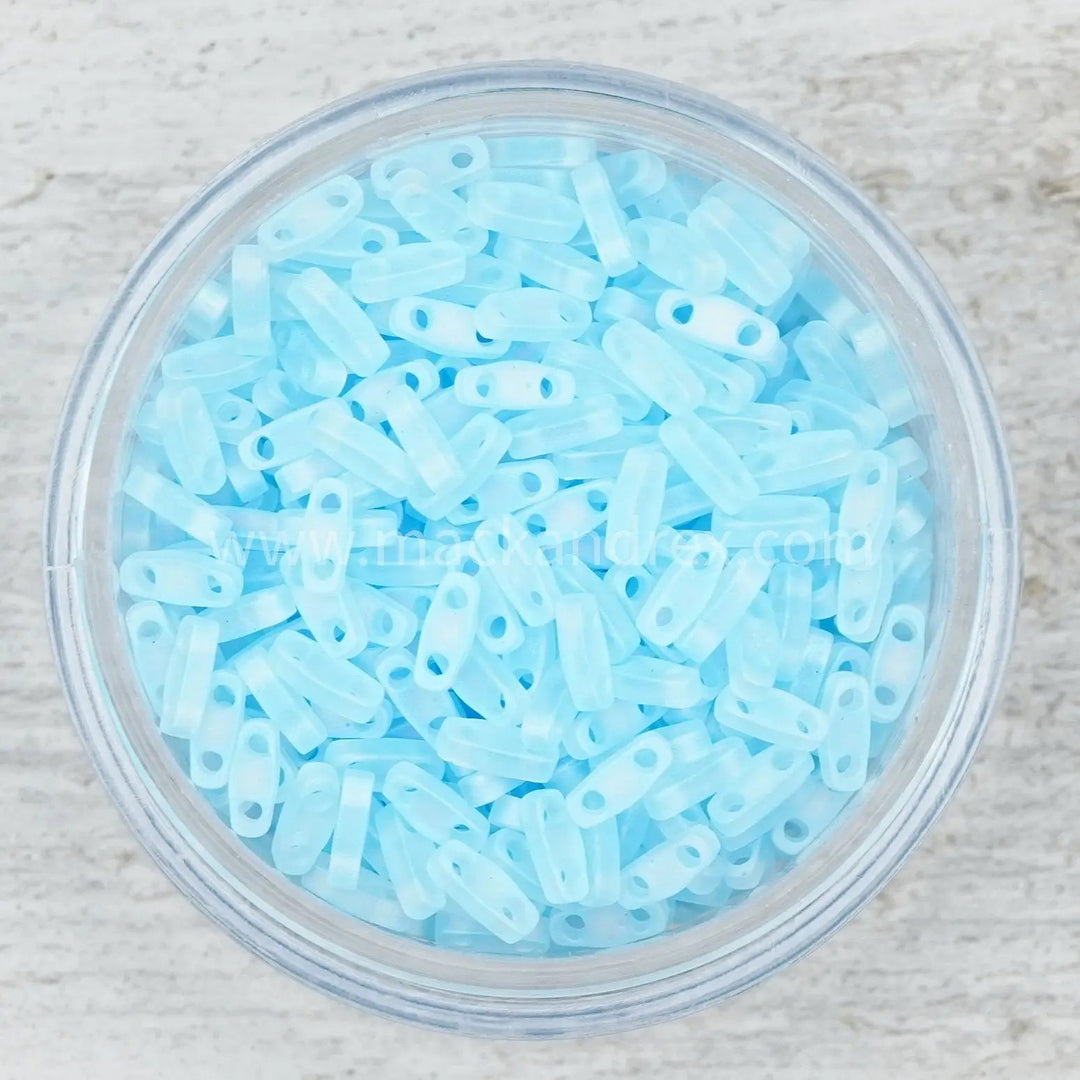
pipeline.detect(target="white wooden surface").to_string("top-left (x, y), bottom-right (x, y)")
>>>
top-left (2, 0), bottom-right (1078, 1075)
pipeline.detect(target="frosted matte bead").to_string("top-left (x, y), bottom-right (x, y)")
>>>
top-left (688, 195), bottom-right (793, 306)
top-left (453, 360), bottom-right (575, 411)
top-left (189, 669), bottom-right (244, 790)
top-left (119, 549), bottom-right (242, 608)
top-left (706, 745), bottom-right (814, 839)
top-left (227, 720), bottom-right (281, 839)
top-left (868, 604), bottom-right (926, 722)
top-left (383, 762), bottom-right (489, 849)
top-left (600, 149), bottom-right (667, 207)
top-left (322, 735), bottom-right (444, 790)
top-left (122, 464), bottom-right (232, 549)
top-left (298, 477), bottom-right (351, 595)
top-left (725, 592), bottom-right (781, 701)
top-left (619, 823), bottom-right (721, 906)
top-left (505, 394), bottom-right (623, 460)
top-left (487, 135), bottom-right (597, 168)
top-left (658, 413), bottom-right (759, 516)
top-left (836, 544), bottom-right (895, 643)
top-left (473, 515), bottom-right (559, 628)
top-left (155, 383), bottom-right (227, 495)
top-left (375, 806), bottom-right (445, 920)
top-left (256, 175), bottom-right (365, 262)
top-left (293, 217), bottom-right (400, 268)
top-left (475, 287), bottom-right (592, 342)
top-left (628, 217), bottom-right (726, 293)
top-left (554, 593), bottom-right (615, 712)
top-left (492, 234), bottom-right (607, 301)
top-left (655, 289), bottom-right (780, 362)
top-left (287, 267), bottom-right (390, 376)
top-left (230, 245), bottom-right (273, 356)
top-left (303, 859), bottom-right (426, 935)
top-left (370, 136), bottom-right (490, 197)
top-left (643, 737), bottom-right (750, 821)
top-left (601, 319), bottom-right (706, 416)
top-left (233, 645), bottom-right (328, 754)
top-left (160, 614), bottom-right (219, 739)
top-left (269, 629), bottom-right (384, 721)
top-left (387, 296), bottom-right (510, 359)
top-left (714, 686), bottom-right (829, 751)
top-left (743, 429), bottom-right (860, 493)
top-left (389, 172), bottom-right (485, 248)
top-left (636, 533), bottom-right (727, 647)
top-left (466, 180), bottom-right (583, 242)
top-left (771, 777), bottom-right (853, 858)
top-left (161, 335), bottom-right (276, 393)
top-left (611, 656), bottom-right (705, 709)
top-left (435, 716), bottom-right (558, 783)
top-left (604, 446), bottom-right (668, 566)
top-left (838, 450), bottom-right (900, 566)
top-left (427, 840), bottom-right (540, 944)
top-left (413, 571), bottom-right (481, 690)
top-left (430, 253), bottom-right (521, 306)
top-left (818, 672), bottom-right (872, 791)
top-left (710, 495), bottom-right (830, 554)
top-left (769, 562), bottom-right (813, 681)
top-left (236, 401), bottom-right (325, 472)
top-left (570, 161), bottom-right (636, 276)
top-left (383, 384), bottom-right (466, 493)
top-left (272, 762), bottom-right (341, 876)
top-left (520, 789), bottom-right (589, 905)
top-left (565, 731), bottom-right (672, 827)
top-left (350, 240), bottom-right (466, 303)
top-left (777, 379), bottom-right (889, 449)
top-left (562, 700), bottom-right (651, 760)
top-left (327, 768), bottom-right (375, 890)
top-left (549, 902), bottom-right (669, 948)
top-left (203, 582), bottom-right (297, 642)
top-left (446, 459), bottom-right (560, 524)
top-left (182, 278), bottom-right (230, 340)
top-left (847, 313), bottom-right (919, 427)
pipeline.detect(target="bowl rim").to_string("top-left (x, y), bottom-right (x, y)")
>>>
top-left (43, 60), bottom-right (1021, 1037)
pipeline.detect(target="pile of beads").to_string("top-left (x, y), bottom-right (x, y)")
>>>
top-left (119, 130), bottom-right (934, 954)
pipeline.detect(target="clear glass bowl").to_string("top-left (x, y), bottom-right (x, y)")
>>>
top-left (43, 61), bottom-right (1020, 1038)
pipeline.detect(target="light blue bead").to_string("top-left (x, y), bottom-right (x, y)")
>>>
top-left (271, 761), bottom-right (341, 876)
top-left (658, 413), bottom-right (759, 516)
top-left (250, 370), bottom-right (319, 420)
top-left (383, 384), bottom-right (466, 494)
top-left (202, 581), bottom-right (297, 642)
top-left (520, 789), bottom-right (589, 905)
top-left (450, 646), bottom-right (530, 723)
top-left (303, 858), bottom-right (426, 935)
top-left (619, 823), bottom-right (721, 906)
top-left (549, 901), bottom-right (669, 949)
top-left (818, 671), bottom-right (872, 791)
top-left (836, 543), bottom-right (895, 643)
top-left (561, 700), bottom-right (649, 760)
top-left (387, 296), bottom-right (510, 359)
top-left (181, 278), bottom-right (230, 341)
top-left (256, 175), bottom-right (365, 262)
top-left (783, 625), bottom-right (834, 704)
top-left (570, 160), bottom-right (636, 276)
top-left (375, 805), bottom-right (446, 920)
top-left (429, 253), bottom-right (521, 306)
top-left (484, 827), bottom-right (547, 905)
top-left (123, 464), bottom-right (232, 549)
top-left (188, 669), bottom-right (244, 789)
top-left (601, 320), bottom-right (706, 417)
top-left (847, 313), bottom-right (919, 427)
top-left (474, 287), bottom-right (591, 343)
top-left (287, 267), bottom-right (390, 376)
top-left (643, 736), bottom-right (750, 820)
top-left (294, 217), bottom-right (400, 269)
top-left (279, 561), bottom-right (367, 657)
top-left (473, 514), bottom-right (560, 627)
top-left (161, 335), bottom-right (275, 394)
top-left (604, 445), bottom-right (668, 566)
top-left (492, 234), bottom-right (606, 301)
top-left (714, 686), bottom-right (829, 751)
top-left (594, 286), bottom-right (654, 326)
top-left (233, 644), bottom-right (327, 754)
top-left (322, 735), bottom-right (444, 792)
top-left (269, 628), bottom-right (384, 721)
top-left (297, 477), bottom-right (351, 595)
top-left (387, 172), bottom-right (485, 249)
top-left (458, 773), bottom-right (519, 809)
top-left (600, 149), bottom-right (667, 207)
top-left (881, 435), bottom-right (930, 484)
top-left (370, 135), bottom-right (490, 197)
top-left (868, 604), bottom-right (926, 722)
top-left (227, 719), bottom-right (281, 839)
top-left (710, 495), bottom-right (830, 555)
top-left (408, 415), bottom-right (512, 522)
top-left (486, 134), bottom-right (596, 169)
top-left (325, 767), bottom-right (375, 890)
top-left (725, 591), bottom-right (781, 701)
top-left (427, 840), bottom-right (540, 945)
top-left (119, 548), bottom-right (242, 609)
top-left (769, 562), bottom-right (813, 680)
top-left (611, 655), bottom-right (705, 709)
top-left (628, 216), bottom-right (726, 293)
top-left (350, 240), bottom-right (466, 303)
top-left (655, 289), bottom-right (780, 364)
top-left (743, 429), bottom-right (860, 493)
top-left (160, 614), bottom-right (219, 739)
top-left (516, 479), bottom-right (611, 549)
top-left (707, 745), bottom-right (814, 839)
top-left (382, 761), bottom-right (489, 849)
top-left (466, 180), bottom-right (583, 243)
top-left (230, 244), bottom-right (273, 357)
top-left (687, 195), bottom-right (793, 306)
top-left (771, 776), bottom-right (852, 858)
top-left (413, 571), bottom-right (481, 690)
top-left (445, 458), bottom-right (560, 525)
top-left (705, 180), bottom-right (810, 269)
top-left (453, 359), bottom-right (575, 412)
top-left (435, 716), bottom-right (557, 783)
top-left (564, 731), bottom-right (672, 828)
top-left (777, 379), bottom-right (889, 449)
top-left (553, 594), bottom-right (614, 712)
top-left (542, 341), bottom-right (651, 421)
top-left (636, 532), bottom-right (727, 647)
top-left (124, 600), bottom-right (176, 714)
top-left (890, 479), bottom-right (934, 544)
top-left (206, 391), bottom-right (261, 445)
top-left (343, 359), bottom-right (438, 422)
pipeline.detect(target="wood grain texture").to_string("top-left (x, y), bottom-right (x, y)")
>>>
top-left (2, 0), bottom-right (1078, 1075)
